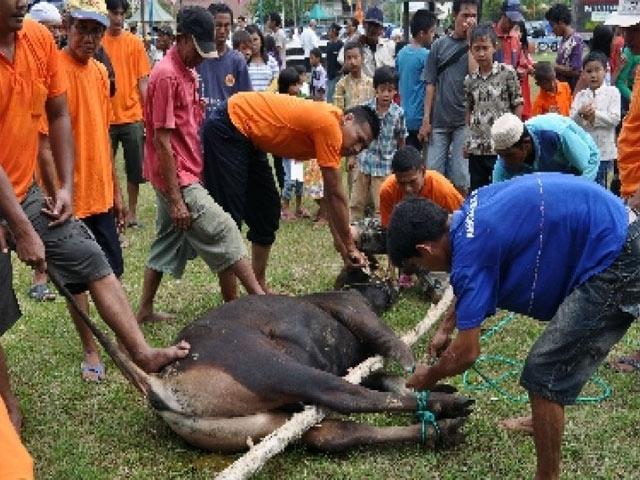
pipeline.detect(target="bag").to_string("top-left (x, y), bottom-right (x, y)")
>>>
top-left (437, 44), bottom-right (469, 77)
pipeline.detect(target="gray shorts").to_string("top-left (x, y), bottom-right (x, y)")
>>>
top-left (0, 251), bottom-right (21, 336)
top-left (520, 217), bottom-right (640, 405)
top-left (23, 184), bottom-right (113, 294)
top-left (146, 184), bottom-right (247, 278)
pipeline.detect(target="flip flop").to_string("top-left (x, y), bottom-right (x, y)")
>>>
top-left (28, 283), bottom-right (56, 302)
top-left (608, 355), bottom-right (640, 373)
top-left (81, 361), bottom-right (105, 382)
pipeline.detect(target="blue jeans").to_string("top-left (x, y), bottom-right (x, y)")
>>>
top-left (327, 77), bottom-right (338, 104)
top-left (596, 160), bottom-right (614, 189)
top-left (426, 125), bottom-right (469, 191)
top-left (520, 216), bottom-right (640, 405)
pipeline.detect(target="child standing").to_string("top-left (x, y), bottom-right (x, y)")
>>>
top-left (350, 66), bottom-right (407, 221)
top-left (532, 61), bottom-right (572, 116)
top-left (309, 47), bottom-right (327, 101)
top-left (464, 24), bottom-right (523, 190)
top-left (571, 51), bottom-right (621, 188)
top-left (395, 9), bottom-right (436, 151)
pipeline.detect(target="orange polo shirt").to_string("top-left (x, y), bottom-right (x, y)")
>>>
top-left (101, 31), bottom-right (150, 124)
top-left (0, 19), bottom-right (67, 201)
top-left (532, 81), bottom-right (572, 117)
top-left (0, 398), bottom-right (33, 480)
top-left (617, 68), bottom-right (640, 198)
top-left (379, 170), bottom-right (464, 227)
top-left (228, 92), bottom-right (344, 168)
top-left (59, 51), bottom-right (114, 218)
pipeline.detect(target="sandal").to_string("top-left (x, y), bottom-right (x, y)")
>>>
top-left (81, 361), bottom-right (105, 382)
top-left (608, 355), bottom-right (640, 373)
top-left (28, 283), bottom-right (56, 302)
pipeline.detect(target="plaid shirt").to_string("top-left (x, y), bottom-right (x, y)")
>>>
top-left (357, 98), bottom-right (407, 176)
top-left (333, 74), bottom-right (374, 110)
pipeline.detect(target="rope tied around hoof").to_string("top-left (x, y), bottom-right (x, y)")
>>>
top-left (415, 390), bottom-right (439, 445)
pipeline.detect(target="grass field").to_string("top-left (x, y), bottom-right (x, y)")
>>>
top-left (6, 89), bottom-right (640, 478)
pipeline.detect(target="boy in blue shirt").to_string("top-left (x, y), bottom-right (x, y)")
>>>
top-left (395, 9), bottom-right (436, 152)
top-left (387, 173), bottom-right (639, 480)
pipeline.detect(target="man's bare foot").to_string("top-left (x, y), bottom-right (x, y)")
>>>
top-left (137, 310), bottom-right (177, 324)
top-left (498, 415), bottom-right (534, 434)
top-left (135, 341), bottom-right (191, 373)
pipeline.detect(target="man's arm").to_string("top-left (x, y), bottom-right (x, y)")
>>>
top-left (561, 129), bottom-right (599, 181)
top-left (419, 84), bottom-right (435, 142)
top-left (43, 93), bottom-right (75, 227)
top-left (138, 76), bottom-right (149, 106)
top-left (36, 134), bottom-right (58, 197)
top-left (153, 128), bottom-right (190, 230)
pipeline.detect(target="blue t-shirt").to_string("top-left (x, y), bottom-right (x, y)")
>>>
top-left (396, 44), bottom-right (429, 131)
top-left (196, 48), bottom-right (252, 118)
top-left (451, 173), bottom-right (627, 330)
top-left (493, 114), bottom-right (600, 183)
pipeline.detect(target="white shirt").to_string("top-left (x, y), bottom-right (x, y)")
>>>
top-left (338, 37), bottom-right (396, 78)
top-left (272, 28), bottom-right (287, 67)
top-left (570, 85), bottom-right (621, 161)
top-left (300, 27), bottom-right (319, 57)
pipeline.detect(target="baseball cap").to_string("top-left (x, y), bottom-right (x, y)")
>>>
top-left (177, 6), bottom-right (216, 59)
top-left (153, 24), bottom-right (174, 36)
top-left (364, 6), bottom-right (384, 26)
top-left (66, 0), bottom-right (109, 28)
top-left (502, 0), bottom-right (525, 23)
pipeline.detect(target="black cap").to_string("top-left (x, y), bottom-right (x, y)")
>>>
top-left (364, 6), bottom-right (384, 26)
top-left (177, 6), bottom-right (216, 59)
top-left (153, 24), bottom-right (174, 36)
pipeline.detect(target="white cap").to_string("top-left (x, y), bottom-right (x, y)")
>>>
top-left (491, 113), bottom-right (524, 151)
top-left (29, 2), bottom-right (62, 25)
top-left (605, 0), bottom-right (640, 27)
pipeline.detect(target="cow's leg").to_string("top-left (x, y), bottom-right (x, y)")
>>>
top-left (302, 417), bottom-right (467, 451)
top-left (302, 291), bottom-right (414, 368)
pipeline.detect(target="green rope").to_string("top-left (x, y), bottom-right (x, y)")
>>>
top-left (415, 390), bottom-right (439, 444)
top-left (461, 313), bottom-right (612, 404)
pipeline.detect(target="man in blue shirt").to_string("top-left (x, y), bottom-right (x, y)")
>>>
top-left (195, 3), bottom-right (251, 118)
top-left (491, 112), bottom-right (600, 182)
top-left (396, 9), bottom-right (436, 152)
top-left (387, 173), bottom-right (639, 480)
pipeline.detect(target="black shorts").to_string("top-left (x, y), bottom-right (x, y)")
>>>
top-left (0, 251), bottom-right (21, 336)
top-left (201, 103), bottom-right (280, 246)
top-left (80, 210), bottom-right (124, 279)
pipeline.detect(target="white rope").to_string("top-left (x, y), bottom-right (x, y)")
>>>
top-left (215, 286), bottom-right (454, 480)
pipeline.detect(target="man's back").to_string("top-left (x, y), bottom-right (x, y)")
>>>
top-left (396, 44), bottom-right (429, 131)
top-left (451, 173), bottom-right (627, 329)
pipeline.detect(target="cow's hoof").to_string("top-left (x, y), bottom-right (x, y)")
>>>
top-left (428, 392), bottom-right (474, 419)
top-left (436, 416), bottom-right (467, 449)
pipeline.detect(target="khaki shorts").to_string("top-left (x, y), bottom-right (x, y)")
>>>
top-left (147, 184), bottom-right (247, 278)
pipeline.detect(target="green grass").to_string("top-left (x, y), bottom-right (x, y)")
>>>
top-left (5, 162), bottom-right (640, 479)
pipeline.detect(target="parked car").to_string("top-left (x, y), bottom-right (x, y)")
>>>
top-left (525, 20), bottom-right (546, 38)
top-left (534, 35), bottom-right (559, 53)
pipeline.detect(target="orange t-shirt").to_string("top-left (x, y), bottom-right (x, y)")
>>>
top-left (0, 398), bottom-right (34, 480)
top-left (101, 31), bottom-right (150, 124)
top-left (531, 81), bottom-right (572, 117)
top-left (59, 51), bottom-right (114, 218)
top-left (228, 92), bottom-right (344, 168)
top-left (0, 19), bottom-right (67, 201)
top-left (617, 68), bottom-right (640, 197)
top-left (379, 170), bottom-right (464, 227)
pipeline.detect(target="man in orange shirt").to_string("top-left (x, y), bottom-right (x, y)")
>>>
top-left (0, 0), bottom-right (188, 428)
top-left (202, 92), bottom-right (380, 298)
top-left (532, 61), bottom-right (572, 116)
top-left (102, 0), bottom-right (150, 228)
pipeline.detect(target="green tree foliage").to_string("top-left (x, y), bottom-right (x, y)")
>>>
top-left (248, 0), bottom-right (319, 27)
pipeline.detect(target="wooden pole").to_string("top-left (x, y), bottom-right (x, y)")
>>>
top-left (215, 286), bottom-right (455, 480)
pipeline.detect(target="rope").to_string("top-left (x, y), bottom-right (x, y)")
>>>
top-left (462, 312), bottom-right (612, 404)
top-left (415, 390), bottom-right (439, 444)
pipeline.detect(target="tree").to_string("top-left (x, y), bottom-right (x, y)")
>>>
top-left (247, 0), bottom-right (318, 27)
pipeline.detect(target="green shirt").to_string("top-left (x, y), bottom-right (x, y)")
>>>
top-left (615, 47), bottom-right (640, 102)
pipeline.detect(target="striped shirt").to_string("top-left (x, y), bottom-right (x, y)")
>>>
top-left (248, 55), bottom-right (279, 92)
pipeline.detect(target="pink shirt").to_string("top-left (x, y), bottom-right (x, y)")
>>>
top-left (143, 46), bottom-right (204, 193)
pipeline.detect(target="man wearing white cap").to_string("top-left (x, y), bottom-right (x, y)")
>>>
top-left (490, 112), bottom-right (600, 183)
top-left (28, 1), bottom-right (62, 46)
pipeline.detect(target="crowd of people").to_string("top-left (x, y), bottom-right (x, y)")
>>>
top-left (2, 0), bottom-right (640, 477)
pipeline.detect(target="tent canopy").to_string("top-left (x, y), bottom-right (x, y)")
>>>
top-left (307, 3), bottom-right (332, 21)
top-left (129, 0), bottom-right (174, 23)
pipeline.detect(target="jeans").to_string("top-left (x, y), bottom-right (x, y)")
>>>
top-left (426, 125), bottom-right (469, 191)
top-left (327, 77), bottom-right (338, 104)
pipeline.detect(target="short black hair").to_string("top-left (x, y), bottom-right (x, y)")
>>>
top-left (343, 40), bottom-right (363, 56)
top-left (278, 67), bottom-right (300, 94)
top-left (106, 0), bottom-right (129, 12)
top-left (208, 2), bottom-right (234, 24)
top-left (329, 23), bottom-right (340, 35)
top-left (232, 29), bottom-right (251, 49)
top-left (294, 64), bottom-right (306, 75)
top-left (545, 4), bottom-right (571, 25)
top-left (392, 146), bottom-right (425, 173)
top-left (345, 105), bottom-right (381, 141)
top-left (452, 0), bottom-right (479, 16)
top-left (373, 65), bottom-right (398, 88)
top-left (590, 24), bottom-right (613, 57)
top-left (410, 9), bottom-right (437, 38)
top-left (583, 50), bottom-right (608, 69)
top-left (534, 61), bottom-right (555, 80)
top-left (387, 198), bottom-right (449, 267)
top-left (267, 12), bottom-right (282, 27)
top-left (350, 18), bottom-right (359, 28)
top-left (470, 22), bottom-right (497, 45)
top-left (310, 47), bottom-right (322, 59)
